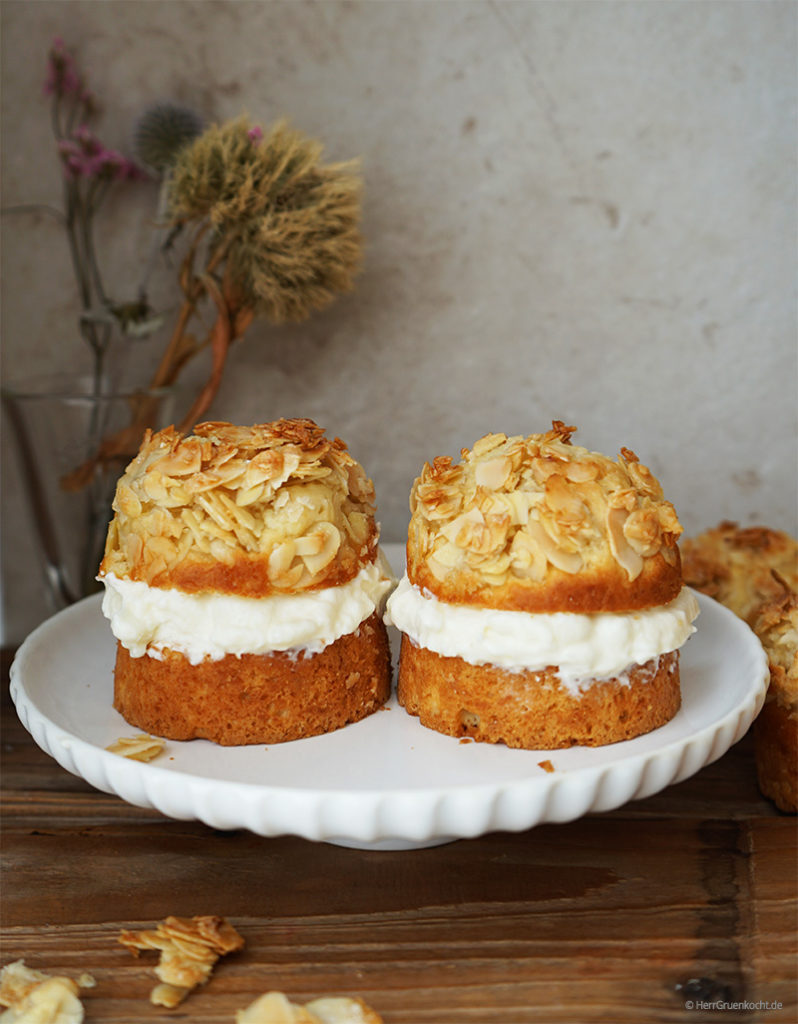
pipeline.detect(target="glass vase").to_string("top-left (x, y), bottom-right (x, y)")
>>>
top-left (2, 372), bottom-right (176, 613)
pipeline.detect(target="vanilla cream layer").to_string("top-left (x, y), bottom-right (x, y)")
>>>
top-left (101, 556), bottom-right (395, 664)
top-left (386, 574), bottom-right (699, 684)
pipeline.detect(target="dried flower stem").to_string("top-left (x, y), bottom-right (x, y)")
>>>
top-left (149, 221), bottom-right (216, 388)
top-left (177, 272), bottom-right (233, 430)
top-left (36, 49), bottom-right (363, 498)
top-left (62, 227), bottom-right (242, 488)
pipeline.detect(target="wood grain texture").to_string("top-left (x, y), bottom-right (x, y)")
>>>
top-left (2, 650), bottom-right (796, 1023)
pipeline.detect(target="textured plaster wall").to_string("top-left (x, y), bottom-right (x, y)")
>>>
top-left (1, 0), bottom-right (796, 643)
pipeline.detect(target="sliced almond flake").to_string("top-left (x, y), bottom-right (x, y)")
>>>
top-left (235, 482), bottom-right (265, 507)
top-left (181, 508), bottom-right (213, 553)
top-left (105, 734), bottom-right (166, 762)
top-left (237, 991), bottom-right (384, 1024)
top-left (607, 506), bottom-right (644, 581)
top-left (150, 982), bottom-right (191, 1008)
top-left (217, 491), bottom-right (259, 534)
top-left (195, 492), bottom-right (237, 532)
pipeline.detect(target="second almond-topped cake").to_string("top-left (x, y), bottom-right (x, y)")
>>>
top-left (98, 418), bottom-right (393, 745)
top-left (387, 421), bottom-right (699, 749)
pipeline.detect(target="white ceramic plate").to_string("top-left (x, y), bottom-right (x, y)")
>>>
top-left (10, 544), bottom-right (768, 849)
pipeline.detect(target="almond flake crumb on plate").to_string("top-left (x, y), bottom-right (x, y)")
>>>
top-left (105, 733), bottom-right (166, 762)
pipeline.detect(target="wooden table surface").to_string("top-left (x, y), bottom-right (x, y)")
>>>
top-left (2, 647), bottom-right (796, 1024)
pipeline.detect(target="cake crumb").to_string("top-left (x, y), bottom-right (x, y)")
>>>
top-left (538, 759), bottom-right (555, 773)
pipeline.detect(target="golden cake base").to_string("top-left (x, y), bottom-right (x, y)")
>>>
top-left (113, 614), bottom-right (391, 746)
top-left (397, 637), bottom-right (681, 749)
top-left (754, 700), bottom-right (798, 812)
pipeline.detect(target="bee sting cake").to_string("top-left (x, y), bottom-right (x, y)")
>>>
top-left (98, 418), bottom-right (393, 745)
top-left (386, 422), bottom-right (699, 749)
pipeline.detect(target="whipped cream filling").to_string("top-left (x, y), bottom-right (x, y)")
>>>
top-left (385, 574), bottom-right (699, 689)
top-left (100, 554), bottom-right (395, 664)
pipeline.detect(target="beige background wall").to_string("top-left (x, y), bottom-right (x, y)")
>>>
top-left (2, 0), bottom-right (796, 643)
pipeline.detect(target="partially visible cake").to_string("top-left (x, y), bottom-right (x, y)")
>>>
top-left (682, 521), bottom-right (798, 811)
top-left (388, 423), bottom-right (699, 749)
top-left (99, 419), bottom-right (393, 745)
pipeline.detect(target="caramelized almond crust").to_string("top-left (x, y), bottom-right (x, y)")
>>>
top-left (100, 419), bottom-right (379, 597)
top-left (753, 702), bottom-right (798, 812)
top-left (113, 614), bottom-right (391, 745)
top-left (397, 637), bottom-right (681, 749)
top-left (406, 423), bottom-right (683, 613)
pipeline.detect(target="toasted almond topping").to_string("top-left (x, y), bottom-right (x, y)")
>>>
top-left (409, 423), bottom-right (681, 589)
top-left (99, 420), bottom-right (378, 595)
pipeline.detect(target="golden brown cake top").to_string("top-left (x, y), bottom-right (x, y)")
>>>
top-left (682, 520), bottom-right (798, 626)
top-left (99, 419), bottom-right (379, 596)
top-left (682, 520), bottom-right (798, 711)
top-left (406, 422), bottom-right (683, 612)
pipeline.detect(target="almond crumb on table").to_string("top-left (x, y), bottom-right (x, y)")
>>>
top-left (118, 915), bottom-right (245, 1007)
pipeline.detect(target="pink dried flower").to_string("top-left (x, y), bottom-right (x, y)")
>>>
top-left (44, 37), bottom-right (83, 98)
top-left (57, 126), bottom-right (145, 181)
top-left (247, 125), bottom-right (264, 144)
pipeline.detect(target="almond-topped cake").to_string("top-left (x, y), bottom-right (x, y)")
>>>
top-left (387, 422), bottom-right (699, 749)
top-left (98, 419), bottom-right (393, 745)
top-left (682, 521), bottom-right (798, 811)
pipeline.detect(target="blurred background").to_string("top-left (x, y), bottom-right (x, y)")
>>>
top-left (1, 0), bottom-right (796, 644)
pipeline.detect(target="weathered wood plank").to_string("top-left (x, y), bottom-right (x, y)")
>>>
top-left (2, 651), bottom-right (795, 1024)
top-left (1, 916), bottom-right (792, 1023)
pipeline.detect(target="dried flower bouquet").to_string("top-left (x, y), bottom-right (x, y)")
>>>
top-left (23, 39), bottom-right (364, 488)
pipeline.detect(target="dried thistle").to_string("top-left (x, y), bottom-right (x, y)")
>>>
top-left (134, 102), bottom-right (203, 174)
top-left (64, 114), bottom-right (364, 489)
top-left (169, 116), bottom-right (363, 322)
